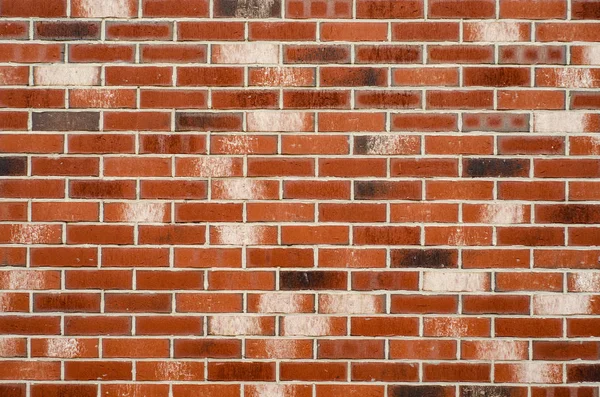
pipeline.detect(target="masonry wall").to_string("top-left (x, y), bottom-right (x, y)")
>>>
top-left (0, 0), bottom-right (600, 395)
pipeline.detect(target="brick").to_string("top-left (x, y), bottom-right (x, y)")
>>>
top-left (105, 66), bottom-right (172, 86)
top-left (500, 0), bottom-right (567, 19)
top-left (70, 89), bottom-right (137, 109)
top-left (1, 0), bottom-right (66, 17)
top-left (353, 271), bottom-right (418, 291)
top-left (178, 22), bottom-right (244, 40)
top-left (143, 0), bottom-right (208, 16)
top-left (208, 362), bottom-right (275, 381)
top-left (0, 44), bottom-right (63, 63)
top-left (0, 22), bottom-right (28, 39)
top-left (427, 90), bottom-right (494, 109)
top-left (320, 67), bottom-right (388, 87)
top-left (33, 112), bottom-right (99, 131)
top-left (429, 0), bottom-right (495, 18)
top-left (249, 22), bottom-right (316, 41)
top-left (249, 67), bottom-right (315, 87)
top-left (35, 21), bottom-right (100, 40)
top-left (285, 45), bottom-right (350, 64)
top-left (537, 23), bottom-right (600, 42)
top-left (70, 44), bottom-right (134, 62)
top-left (321, 22), bottom-right (388, 41)
top-left (429, 45), bottom-right (494, 64)
top-left (319, 248), bottom-right (385, 268)
top-left (463, 67), bottom-right (530, 87)
top-left (71, 0), bottom-right (137, 17)
top-left (141, 44), bottom-right (206, 63)
top-left (499, 45), bottom-right (566, 64)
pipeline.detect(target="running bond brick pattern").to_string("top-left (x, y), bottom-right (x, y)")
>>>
top-left (1, 0), bottom-right (600, 395)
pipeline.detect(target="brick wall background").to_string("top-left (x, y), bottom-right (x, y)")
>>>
top-left (1, 0), bottom-right (600, 395)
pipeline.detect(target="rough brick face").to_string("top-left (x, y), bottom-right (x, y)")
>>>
top-left (0, 0), bottom-right (599, 393)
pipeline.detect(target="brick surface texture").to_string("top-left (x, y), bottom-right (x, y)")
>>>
top-left (0, 0), bottom-right (600, 395)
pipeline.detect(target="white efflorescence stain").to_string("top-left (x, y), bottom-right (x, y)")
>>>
top-left (3, 271), bottom-right (49, 290)
top-left (34, 65), bottom-right (100, 86)
top-left (0, 295), bottom-right (11, 312)
top-left (447, 227), bottom-right (466, 246)
top-left (480, 204), bottom-right (525, 224)
top-left (509, 362), bottom-right (562, 383)
top-left (261, 67), bottom-right (307, 86)
top-left (423, 272), bottom-right (488, 292)
top-left (282, 316), bottom-right (332, 336)
top-left (210, 316), bottom-right (262, 336)
top-left (108, 385), bottom-right (148, 397)
top-left (193, 157), bottom-right (236, 177)
top-left (120, 202), bottom-right (165, 223)
top-left (10, 225), bottom-right (56, 244)
top-left (76, 90), bottom-right (118, 108)
top-left (533, 112), bottom-right (592, 133)
top-left (213, 225), bottom-right (265, 245)
top-left (571, 272), bottom-right (600, 292)
top-left (474, 340), bottom-right (527, 360)
top-left (0, 338), bottom-right (21, 357)
top-left (320, 294), bottom-right (379, 314)
top-left (469, 22), bottom-right (523, 42)
top-left (219, 135), bottom-right (252, 154)
top-left (248, 384), bottom-right (297, 397)
top-left (214, 43), bottom-right (279, 64)
top-left (533, 294), bottom-right (592, 315)
top-left (247, 112), bottom-right (308, 132)
top-left (587, 136), bottom-right (600, 155)
top-left (583, 46), bottom-right (600, 65)
top-left (258, 293), bottom-right (303, 313)
top-left (218, 179), bottom-right (265, 200)
top-left (155, 361), bottom-right (193, 380)
top-left (554, 68), bottom-right (595, 88)
top-left (45, 338), bottom-right (81, 358)
top-left (263, 340), bottom-right (300, 359)
top-left (77, 0), bottom-right (132, 17)
top-left (430, 317), bottom-right (469, 337)
top-left (364, 135), bottom-right (413, 155)
top-left (0, 68), bottom-right (21, 85)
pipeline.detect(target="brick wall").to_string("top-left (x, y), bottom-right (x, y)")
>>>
top-left (1, 0), bottom-right (600, 395)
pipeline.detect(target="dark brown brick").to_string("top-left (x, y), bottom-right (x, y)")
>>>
top-left (0, 157), bottom-right (27, 176)
top-left (536, 205), bottom-right (600, 224)
top-left (175, 112), bottom-right (243, 131)
top-left (463, 158), bottom-right (529, 177)
top-left (354, 181), bottom-right (421, 200)
top-left (391, 249), bottom-right (458, 268)
top-left (280, 271), bottom-right (347, 290)
top-left (32, 112), bottom-right (100, 132)
top-left (35, 21), bottom-right (100, 40)
top-left (568, 364), bottom-right (600, 382)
